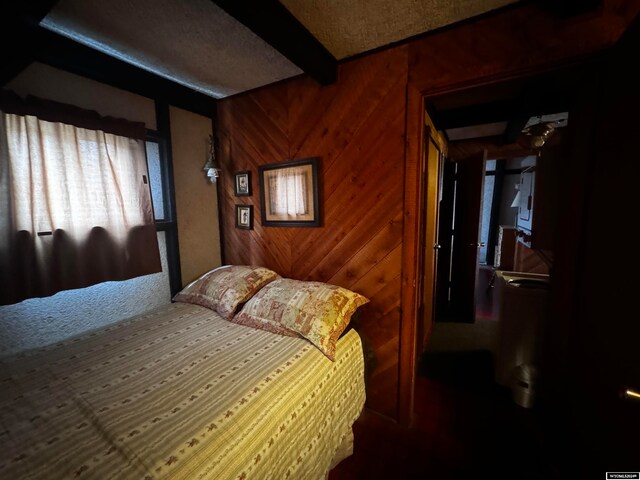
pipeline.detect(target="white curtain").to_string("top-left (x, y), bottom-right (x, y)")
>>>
top-left (0, 103), bottom-right (160, 306)
top-left (268, 166), bottom-right (309, 217)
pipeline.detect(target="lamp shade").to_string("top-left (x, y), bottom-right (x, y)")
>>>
top-left (510, 190), bottom-right (522, 208)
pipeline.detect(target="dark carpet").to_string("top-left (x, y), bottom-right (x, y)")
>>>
top-left (416, 349), bottom-right (558, 480)
top-left (418, 349), bottom-right (496, 390)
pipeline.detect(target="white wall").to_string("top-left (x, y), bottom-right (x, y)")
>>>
top-left (170, 106), bottom-right (222, 285)
top-left (498, 157), bottom-right (529, 228)
top-left (7, 63), bottom-right (157, 129)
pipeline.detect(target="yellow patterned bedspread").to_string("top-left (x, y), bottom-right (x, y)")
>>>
top-left (0, 303), bottom-right (365, 479)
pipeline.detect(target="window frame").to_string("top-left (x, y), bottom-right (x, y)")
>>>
top-left (145, 101), bottom-right (182, 297)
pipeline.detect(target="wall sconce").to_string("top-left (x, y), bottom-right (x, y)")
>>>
top-left (203, 134), bottom-right (221, 183)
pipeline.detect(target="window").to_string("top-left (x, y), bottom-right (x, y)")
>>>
top-left (145, 104), bottom-right (182, 297)
top-left (268, 170), bottom-right (309, 215)
top-left (145, 140), bottom-right (166, 221)
top-left (0, 92), bottom-right (161, 306)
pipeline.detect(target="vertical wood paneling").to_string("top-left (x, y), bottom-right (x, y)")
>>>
top-left (218, 47), bottom-right (409, 419)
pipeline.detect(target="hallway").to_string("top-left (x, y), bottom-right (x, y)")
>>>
top-left (330, 350), bottom-right (557, 479)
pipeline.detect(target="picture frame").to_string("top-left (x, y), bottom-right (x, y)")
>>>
top-left (235, 204), bottom-right (253, 230)
top-left (258, 157), bottom-right (320, 227)
top-left (234, 171), bottom-right (251, 196)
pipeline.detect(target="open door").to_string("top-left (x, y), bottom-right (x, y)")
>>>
top-left (420, 124), bottom-right (445, 351)
top-left (437, 150), bottom-right (487, 323)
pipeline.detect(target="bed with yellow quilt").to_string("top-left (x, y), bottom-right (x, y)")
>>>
top-left (0, 265), bottom-right (368, 479)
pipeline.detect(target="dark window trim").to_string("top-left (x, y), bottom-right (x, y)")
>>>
top-left (486, 160), bottom-right (506, 265)
top-left (483, 164), bottom-right (524, 265)
top-left (485, 167), bottom-right (524, 176)
top-left (154, 221), bottom-right (174, 232)
top-left (211, 115), bottom-right (226, 264)
top-left (146, 129), bottom-right (172, 222)
top-left (152, 101), bottom-right (182, 297)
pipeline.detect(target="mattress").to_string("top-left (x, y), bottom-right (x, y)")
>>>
top-left (0, 302), bottom-right (365, 479)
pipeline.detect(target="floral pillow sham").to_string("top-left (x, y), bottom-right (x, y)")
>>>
top-left (233, 278), bottom-right (369, 360)
top-left (173, 265), bottom-right (280, 320)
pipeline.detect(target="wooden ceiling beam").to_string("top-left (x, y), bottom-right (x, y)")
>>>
top-left (430, 94), bottom-right (570, 135)
top-left (32, 27), bottom-right (217, 117)
top-left (1, 0), bottom-right (216, 117)
top-left (503, 87), bottom-right (541, 145)
top-left (502, 81), bottom-right (570, 144)
top-left (211, 0), bottom-right (337, 86)
top-left (0, 0), bottom-right (59, 85)
top-left (1, 20), bottom-right (216, 118)
top-left (430, 100), bottom-right (516, 131)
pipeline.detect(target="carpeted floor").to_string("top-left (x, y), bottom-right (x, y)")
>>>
top-left (475, 265), bottom-right (496, 322)
top-left (418, 349), bottom-right (496, 390)
top-left (415, 349), bottom-right (556, 479)
top-left (330, 347), bottom-right (562, 479)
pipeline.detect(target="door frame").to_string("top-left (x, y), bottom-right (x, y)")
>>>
top-left (399, 62), bottom-right (592, 427)
top-left (397, 88), bottom-right (447, 426)
top-left (397, 85), bottom-right (427, 427)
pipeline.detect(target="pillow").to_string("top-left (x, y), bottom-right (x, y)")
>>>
top-left (233, 278), bottom-right (369, 360)
top-left (172, 265), bottom-right (280, 319)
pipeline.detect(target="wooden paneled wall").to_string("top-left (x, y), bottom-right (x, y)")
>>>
top-left (217, 0), bottom-right (639, 423)
top-left (218, 47), bottom-right (409, 418)
top-left (408, 0), bottom-right (639, 94)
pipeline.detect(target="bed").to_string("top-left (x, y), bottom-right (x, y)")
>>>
top-left (0, 266), bottom-right (367, 479)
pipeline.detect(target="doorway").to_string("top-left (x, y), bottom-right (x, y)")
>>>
top-left (416, 21), bottom-right (640, 471)
top-left (434, 154), bottom-right (533, 324)
top-left (418, 66), bottom-right (580, 360)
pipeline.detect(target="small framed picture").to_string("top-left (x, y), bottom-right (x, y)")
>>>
top-left (234, 171), bottom-right (251, 196)
top-left (235, 204), bottom-right (253, 230)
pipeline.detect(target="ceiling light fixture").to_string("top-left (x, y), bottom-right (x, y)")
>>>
top-left (521, 117), bottom-right (558, 149)
top-left (510, 185), bottom-right (522, 208)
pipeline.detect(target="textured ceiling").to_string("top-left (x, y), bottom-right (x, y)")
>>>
top-left (41, 0), bottom-right (302, 98)
top-left (279, 0), bottom-right (520, 59)
top-left (40, 0), bottom-right (521, 99)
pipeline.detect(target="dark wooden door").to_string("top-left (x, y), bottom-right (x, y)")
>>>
top-left (448, 151), bottom-right (486, 322)
top-left (542, 17), bottom-right (640, 474)
top-left (434, 159), bottom-right (454, 321)
top-left (569, 19), bottom-right (640, 469)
